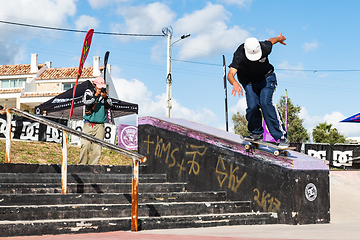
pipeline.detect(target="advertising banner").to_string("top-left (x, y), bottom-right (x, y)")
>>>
top-left (118, 124), bottom-right (138, 150)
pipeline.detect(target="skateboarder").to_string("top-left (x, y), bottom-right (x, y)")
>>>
top-left (227, 32), bottom-right (289, 147)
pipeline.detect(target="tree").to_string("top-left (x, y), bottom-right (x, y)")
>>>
top-left (232, 96), bottom-right (309, 142)
top-left (232, 112), bottom-right (250, 136)
top-left (277, 96), bottom-right (310, 143)
top-left (312, 122), bottom-right (346, 144)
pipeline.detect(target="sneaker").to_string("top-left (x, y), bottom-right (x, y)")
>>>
top-left (278, 137), bottom-right (290, 148)
top-left (243, 133), bottom-right (263, 142)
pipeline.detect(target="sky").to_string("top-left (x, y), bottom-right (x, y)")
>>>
top-left (1, 0), bottom-right (360, 140)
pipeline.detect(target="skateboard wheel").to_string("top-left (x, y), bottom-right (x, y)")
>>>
top-left (283, 151), bottom-right (289, 157)
top-left (274, 150), bottom-right (280, 156)
top-left (245, 144), bottom-right (250, 150)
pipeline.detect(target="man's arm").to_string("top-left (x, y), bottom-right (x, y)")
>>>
top-left (103, 97), bottom-right (113, 109)
top-left (83, 89), bottom-right (96, 106)
top-left (269, 32), bottom-right (287, 45)
top-left (227, 67), bottom-right (243, 97)
top-left (99, 91), bottom-right (113, 109)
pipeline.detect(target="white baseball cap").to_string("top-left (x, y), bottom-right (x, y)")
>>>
top-left (244, 37), bottom-right (262, 61)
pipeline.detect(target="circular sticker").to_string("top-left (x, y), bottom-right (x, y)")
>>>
top-left (305, 183), bottom-right (317, 201)
top-left (120, 126), bottom-right (138, 149)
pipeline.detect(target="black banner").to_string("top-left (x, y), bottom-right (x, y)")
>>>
top-left (305, 143), bottom-right (360, 168)
top-left (0, 114), bottom-right (67, 143)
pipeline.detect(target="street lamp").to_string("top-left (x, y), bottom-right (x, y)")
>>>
top-left (162, 26), bottom-right (190, 118)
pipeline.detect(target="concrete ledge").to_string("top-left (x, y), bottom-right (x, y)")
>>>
top-left (138, 116), bottom-right (330, 224)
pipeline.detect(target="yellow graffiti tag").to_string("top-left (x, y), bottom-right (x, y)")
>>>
top-left (215, 155), bottom-right (227, 187)
top-left (253, 188), bottom-right (281, 212)
top-left (155, 136), bottom-right (171, 163)
top-left (215, 155), bottom-right (247, 192)
top-left (143, 135), bottom-right (154, 154)
top-left (177, 159), bottom-right (186, 177)
top-left (186, 145), bottom-right (207, 175)
top-left (169, 148), bottom-right (179, 168)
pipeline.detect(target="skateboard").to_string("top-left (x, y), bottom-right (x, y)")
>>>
top-left (241, 137), bottom-right (296, 156)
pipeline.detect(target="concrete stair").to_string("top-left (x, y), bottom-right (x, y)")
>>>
top-left (0, 163), bottom-right (277, 237)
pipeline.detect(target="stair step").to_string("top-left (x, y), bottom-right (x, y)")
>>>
top-left (0, 163), bottom-right (278, 236)
top-left (0, 163), bottom-right (147, 174)
top-left (0, 173), bottom-right (167, 183)
top-left (0, 212), bottom-right (277, 237)
top-left (0, 201), bottom-right (251, 221)
top-left (138, 212), bottom-right (278, 230)
top-left (0, 191), bottom-right (227, 205)
top-left (0, 182), bottom-right (186, 194)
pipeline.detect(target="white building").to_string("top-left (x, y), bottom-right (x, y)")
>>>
top-left (0, 54), bottom-right (117, 112)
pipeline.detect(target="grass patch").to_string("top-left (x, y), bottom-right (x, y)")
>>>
top-left (0, 139), bottom-right (133, 165)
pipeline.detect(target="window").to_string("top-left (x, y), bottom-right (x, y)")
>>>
top-left (1, 79), bottom-right (26, 88)
top-left (63, 83), bottom-right (75, 91)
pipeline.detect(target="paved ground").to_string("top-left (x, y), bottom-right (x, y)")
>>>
top-left (2, 170), bottom-right (360, 240)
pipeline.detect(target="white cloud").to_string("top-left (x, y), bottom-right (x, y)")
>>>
top-left (115, 2), bottom-right (176, 35)
top-left (302, 24), bottom-right (309, 31)
top-left (223, 97), bottom-right (247, 133)
top-left (114, 2), bottom-right (249, 59)
top-left (266, 29), bottom-right (276, 36)
top-left (0, 0), bottom-right (77, 63)
top-left (0, 0), bottom-right (76, 29)
top-left (173, 2), bottom-right (249, 59)
top-left (299, 107), bottom-right (360, 139)
top-left (171, 100), bottom-right (218, 126)
top-left (75, 15), bottom-right (99, 30)
top-left (218, 0), bottom-right (253, 7)
top-left (87, 0), bottom-right (129, 8)
top-left (113, 76), bottom-right (218, 126)
top-left (276, 61), bottom-right (306, 78)
top-left (303, 40), bottom-right (320, 52)
top-left (229, 98), bottom-right (247, 116)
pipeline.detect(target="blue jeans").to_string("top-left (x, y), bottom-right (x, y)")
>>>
top-left (244, 73), bottom-right (286, 141)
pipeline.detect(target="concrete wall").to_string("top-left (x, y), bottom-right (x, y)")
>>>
top-left (138, 116), bottom-right (330, 225)
top-left (36, 82), bottom-right (61, 92)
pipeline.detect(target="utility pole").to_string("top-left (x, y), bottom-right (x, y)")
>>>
top-left (162, 26), bottom-right (190, 118)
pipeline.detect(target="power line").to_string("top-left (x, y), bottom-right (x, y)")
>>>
top-left (174, 59), bottom-right (360, 72)
top-left (3, 20), bottom-right (360, 72)
top-left (173, 59), bottom-right (360, 72)
top-left (276, 69), bottom-right (360, 73)
top-left (172, 58), bottom-right (222, 66)
top-left (0, 20), bottom-right (165, 37)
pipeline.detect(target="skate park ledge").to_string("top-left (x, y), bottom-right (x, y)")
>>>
top-left (138, 116), bottom-right (330, 225)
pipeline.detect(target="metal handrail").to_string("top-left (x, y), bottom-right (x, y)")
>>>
top-left (1, 107), bottom-right (146, 231)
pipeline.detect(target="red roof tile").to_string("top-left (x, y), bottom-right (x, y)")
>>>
top-left (0, 64), bottom-right (46, 76)
top-left (21, 92), bottom-right (63, 98)
top-left (0, 88), bottom-right (23, 94)
top-left (37, 66), bottom-right (104, 80)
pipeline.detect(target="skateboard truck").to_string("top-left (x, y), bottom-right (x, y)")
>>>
top-left (243, 140), bottom-right (293, 157)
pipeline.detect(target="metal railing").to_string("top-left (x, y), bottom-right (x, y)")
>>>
top-left (1, 107), bottom-right (146, 231)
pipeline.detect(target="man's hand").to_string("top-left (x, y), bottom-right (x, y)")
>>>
top-left (100, 90), bottom-right (108, 98)
top-left (95, 87), bottom-right (102, 97)
top-left (231, 82), bottom-right (243, 97)
top-left (227, 67), bottom-right (243, 97)
top-left (269, 32), bottom-right (287, 45)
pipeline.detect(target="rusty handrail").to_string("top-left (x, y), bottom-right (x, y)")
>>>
top-left (1, 107), bottom-right (146, 231)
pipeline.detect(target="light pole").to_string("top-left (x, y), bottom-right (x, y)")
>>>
top-left (162, 26), bottom-right (190, 118)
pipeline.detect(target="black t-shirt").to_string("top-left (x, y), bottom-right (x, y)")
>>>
top-left (229, 40), bottom-right (274, 86)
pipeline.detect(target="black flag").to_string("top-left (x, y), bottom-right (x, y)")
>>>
top-left (103, 51), bottom-right (114, 124)
top-left (223, 55), bottom-right (228, 132)
top-left (103, 51), bottom-right (110, 83)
